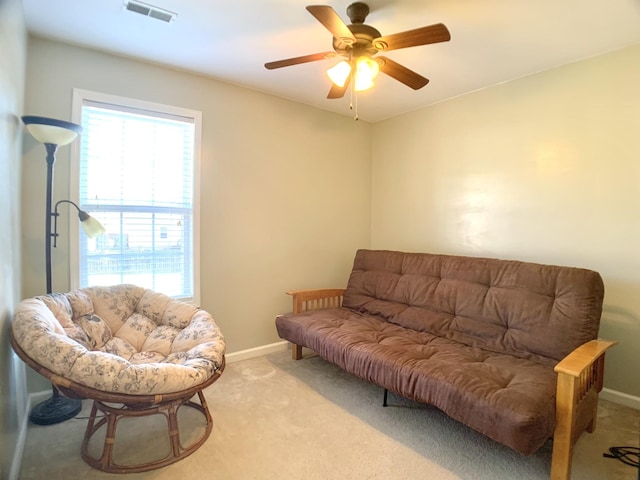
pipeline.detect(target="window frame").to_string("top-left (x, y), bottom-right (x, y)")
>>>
top-left (70, 88), bottom-right (202, 304)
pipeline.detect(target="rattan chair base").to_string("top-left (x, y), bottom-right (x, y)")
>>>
top-left (81, 390), bottom-right (213, 474)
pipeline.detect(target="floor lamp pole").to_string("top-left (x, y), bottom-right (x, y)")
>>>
top-left (44, 143), bottom-right (56, 294)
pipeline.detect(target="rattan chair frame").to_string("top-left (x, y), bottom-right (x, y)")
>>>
top-left (10, 329), bottom-right (225, 473)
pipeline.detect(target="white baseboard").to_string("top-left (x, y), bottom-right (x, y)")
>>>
top-left (225, 340), bottom-right (288, 364)
top-left (601, 387), bottom-right (640, 410)
top-left (8, 403), bottom-right (28, 480)
top-left (28, 389), bottom-right (53, 405)
top-left (10, 390), bottom-right (66, 480)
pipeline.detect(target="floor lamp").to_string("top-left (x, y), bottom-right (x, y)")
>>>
top-left (22, 115), bottom-right (105, 425)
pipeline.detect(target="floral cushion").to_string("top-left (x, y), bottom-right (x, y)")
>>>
top-left (12, 284), bottom-right (225, 395)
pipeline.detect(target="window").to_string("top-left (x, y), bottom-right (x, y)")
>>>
top-left (71, 89), bottom-right (201, 302)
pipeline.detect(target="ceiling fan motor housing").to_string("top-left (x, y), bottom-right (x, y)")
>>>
top-left (333, 23), bottom-right (381, 56)
top-left (332, 2), bottom-right (381, 57)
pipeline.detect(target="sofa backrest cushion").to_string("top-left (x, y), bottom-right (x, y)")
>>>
top-left (342, 249), bottom-right (604, 364)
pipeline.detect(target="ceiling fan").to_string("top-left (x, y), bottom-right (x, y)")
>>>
top-left (264, 2), bottom-right (451, 99)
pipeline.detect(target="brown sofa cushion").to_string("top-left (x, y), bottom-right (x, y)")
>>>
top-left (343, 250), bottom-right (604, 365)
top-left (276, 307), bottom-right (556, 455)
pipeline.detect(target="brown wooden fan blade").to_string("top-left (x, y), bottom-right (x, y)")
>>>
top-left (327, 75), bottom-right (351, 99)
top-left (306, 5), bottom-right (356, 44)
top-left (377, 56), bottom-right (429, 90)
top-left (265, 52), bottom-right (335, 70)
top-left (373, 23), bottom-right (450, 52)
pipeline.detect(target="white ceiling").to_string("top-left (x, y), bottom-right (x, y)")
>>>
top-left (22, 0), bottom-right (640, 123)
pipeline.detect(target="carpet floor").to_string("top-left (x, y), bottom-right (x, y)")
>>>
top-left (18, 350), bottom-right (640, 479)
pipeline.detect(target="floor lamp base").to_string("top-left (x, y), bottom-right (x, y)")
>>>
top-left (29, 388), bottom-right (82, 425)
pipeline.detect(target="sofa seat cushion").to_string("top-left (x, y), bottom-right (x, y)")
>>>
top-left (276, 307), bottom-right (556, 455)
top-left (13, 284), bottom-right (226, 395)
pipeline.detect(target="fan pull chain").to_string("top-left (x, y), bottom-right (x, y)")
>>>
top-left (354, 92), bottom-right (359, 121)
top-left (349, 71), bottom-right (359, 121)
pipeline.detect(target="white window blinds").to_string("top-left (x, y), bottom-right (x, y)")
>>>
top-left (75, 94), bottom-right (199, 300)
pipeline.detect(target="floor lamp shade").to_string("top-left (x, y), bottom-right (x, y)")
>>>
top-left (79, 213), bottom-right (106, 238)
top-left (22, 115), bottom-right (82, 146)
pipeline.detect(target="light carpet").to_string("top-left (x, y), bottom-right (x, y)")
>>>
top-left (18, 350), bottom-right (640, 479)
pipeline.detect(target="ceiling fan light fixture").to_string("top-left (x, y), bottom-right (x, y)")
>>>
top-left (354, 56), bottom-right (379, 91)
top-left (327, 60), bottom-right (351, 87)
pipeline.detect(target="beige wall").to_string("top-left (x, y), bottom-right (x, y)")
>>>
top-left (0, 0), bottom-right (27, 476)
top-left (372, 45), bottom-right (640, 397)
top-left (22, 36), bottom-right (640, 400)
top-left (23, 37), bottom-right (372, 391)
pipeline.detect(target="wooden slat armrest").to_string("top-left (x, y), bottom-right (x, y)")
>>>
top-left (286, 288), bottom-right (346, 299)
top-left (550, 338), bottom-right (617, 480)
top-left (286, 289), bottom-right (346, 314)
top-left (284, 289), bottom-right (346, 360)
top-left (554, 339), bottom-right (617, 377)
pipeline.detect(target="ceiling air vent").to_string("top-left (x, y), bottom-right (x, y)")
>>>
top-left (123, 0), bottom-right (176, 23)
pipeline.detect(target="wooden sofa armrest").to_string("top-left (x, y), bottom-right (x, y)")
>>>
top-left (550, 339), bottom-right (617, 480)
top-left (286, 288), bottom-right (346, 314)
top-left (284, 289), bottom-right (345, 360)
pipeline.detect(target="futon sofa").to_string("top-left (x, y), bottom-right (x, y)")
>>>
top-left (275, 249), bottom-right (615, 480)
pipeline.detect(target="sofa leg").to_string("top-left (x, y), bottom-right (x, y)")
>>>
top-left (291, 343), bottom-right (303, 360)
top-left (383, 389), bottom-right (388, 407)
top-left (550, 436), bottom-right (572, 480)
top-left (586, 402), bottom-right (598, 433)
top-left (551, 373), bottom-right (577, 480)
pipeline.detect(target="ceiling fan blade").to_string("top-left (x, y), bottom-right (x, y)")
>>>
top-left (373, 23), bottom-right (451, 52)
top-left (377, 56), bottom-right (429, 90)
top-left (327, 76), bottom-right (351, 99)
top-left (265, 52), bottom-right (335, 70)
top-left (306, 5), bottom-right (356, 44)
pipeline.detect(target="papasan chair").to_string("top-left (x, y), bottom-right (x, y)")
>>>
top-left (10, 284), bottom-right (226, 473)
